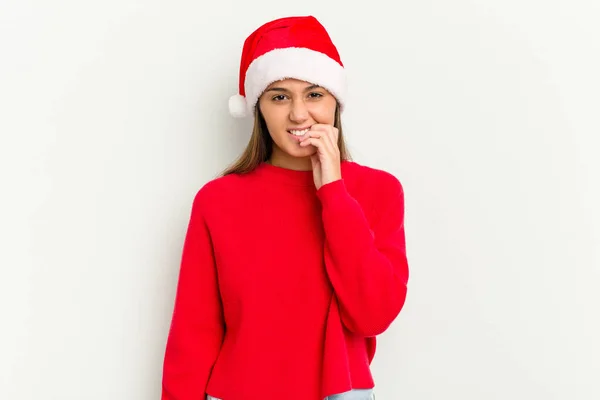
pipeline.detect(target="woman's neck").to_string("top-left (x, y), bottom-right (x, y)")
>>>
top-left (267, 152), bottom-right (312, 171)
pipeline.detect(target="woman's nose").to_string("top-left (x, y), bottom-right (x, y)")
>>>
top-left (289, 100), bottom-right (309, 122)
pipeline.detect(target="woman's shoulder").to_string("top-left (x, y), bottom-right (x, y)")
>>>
top-left (342, 160), bottom-right (404, 196)
top-left (190, 172), bottom-right (247, 210)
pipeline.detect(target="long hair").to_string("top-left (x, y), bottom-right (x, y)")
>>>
top-left (219, 103), bottom-right (351, 176)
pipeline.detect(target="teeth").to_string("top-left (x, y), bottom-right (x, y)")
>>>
top-left (289, 128), bottom-right (310, 136)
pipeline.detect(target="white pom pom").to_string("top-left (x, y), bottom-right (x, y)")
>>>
top-left (228, 94), bottom-right (248, 118)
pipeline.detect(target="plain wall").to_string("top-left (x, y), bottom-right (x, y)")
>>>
top-left (1, 0), bottom-right (598, 399)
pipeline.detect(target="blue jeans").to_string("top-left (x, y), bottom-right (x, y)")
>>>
top-left (207, 388), bottom-right (374, 400)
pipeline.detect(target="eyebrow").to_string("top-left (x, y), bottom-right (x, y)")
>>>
top-left (265, 84), bottom-right (322, 93)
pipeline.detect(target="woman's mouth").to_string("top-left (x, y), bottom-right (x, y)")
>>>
top-left (288, 128), bottom-right (310, 136)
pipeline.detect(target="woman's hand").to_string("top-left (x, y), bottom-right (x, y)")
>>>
top-left (299, 124), bottom-right (342, 190)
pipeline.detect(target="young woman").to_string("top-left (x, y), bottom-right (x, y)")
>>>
top-left (161, 15), bottom-right (409, 400)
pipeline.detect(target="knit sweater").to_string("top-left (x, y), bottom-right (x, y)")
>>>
top-left (161, 160), bottom-right (409, 400)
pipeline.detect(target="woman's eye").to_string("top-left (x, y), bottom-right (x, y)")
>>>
top-left (308, 92), bottom-right (323, 98)
top-left (272, 95), bottom-right (287, 101)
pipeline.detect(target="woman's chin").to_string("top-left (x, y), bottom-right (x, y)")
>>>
top-left (288, 146), bottom-right (316, 158)
top-left (273, 140), bottom-right (317, 159)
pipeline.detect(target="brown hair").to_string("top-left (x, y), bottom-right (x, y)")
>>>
top-left (219, 103), bottom-right (352, 176)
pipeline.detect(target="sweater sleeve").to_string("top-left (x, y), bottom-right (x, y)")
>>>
top-left (162, 191), bottom-right (224, 399)
top-left (316, 176), bottom-right (409, 337)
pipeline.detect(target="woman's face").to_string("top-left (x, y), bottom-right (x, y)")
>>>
top-left (258, 78), bottom-right (337, 166)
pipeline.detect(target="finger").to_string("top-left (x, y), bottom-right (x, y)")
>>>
top-left (302, 132), bottom-right (334, 153)
top-left (303, 130), bottom-right (327, 142)
top-left (299, 137), bottom-right (325, 149)
top-left (310, 124), bottom-right (339, 147)
top-left (329, 127), bottom-right (339, 148)
top-left (309, 124), bottom-right (333, 137)
top-left (306, 126), bottom-right (335, 148)
top-left (308, 123), bottom-right (330, 131)
top-left (309, 124), bottom-right (334, 137)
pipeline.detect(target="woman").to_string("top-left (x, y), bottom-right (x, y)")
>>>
top-left (161, 15), bottom-right (409, 400)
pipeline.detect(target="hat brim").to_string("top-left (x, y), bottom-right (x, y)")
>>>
top-left (232, 47), bottom-right (346, 117)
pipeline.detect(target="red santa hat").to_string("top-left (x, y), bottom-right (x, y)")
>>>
top-left (228, 16), bottom-right (346, 118)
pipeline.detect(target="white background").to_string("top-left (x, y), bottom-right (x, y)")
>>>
top-left (1, 0), bottom-right (599, 399)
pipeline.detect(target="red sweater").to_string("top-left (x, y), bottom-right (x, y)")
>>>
top-left (161, 160), bottom-right (409, 400)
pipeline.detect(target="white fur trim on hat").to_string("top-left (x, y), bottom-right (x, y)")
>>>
top-left (239, 47), bottom-right (346, 117)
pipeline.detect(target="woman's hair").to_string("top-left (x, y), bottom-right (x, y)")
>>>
top-left (219, 102), bottom-right (352, 176)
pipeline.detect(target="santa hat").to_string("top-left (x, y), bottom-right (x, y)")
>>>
top-left (228, 16), bottom-right (346, 118)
